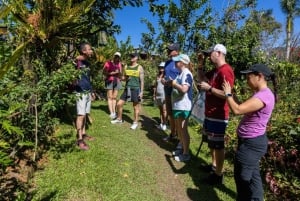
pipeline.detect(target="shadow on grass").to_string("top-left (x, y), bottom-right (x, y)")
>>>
top-left (30, 190), bottom-right (59, 201)
top-left (140, 114), bottom-right (178, 153)
top-left (164, 152), bottom-right (236, 201)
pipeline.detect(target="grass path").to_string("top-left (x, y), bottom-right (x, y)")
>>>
top-left (31, 98), bottom-right (237, 201)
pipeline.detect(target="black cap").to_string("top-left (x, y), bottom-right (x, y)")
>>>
top-left (130, 52), bottom-right (139, 57)
top-left (167, 43), bottom-right (180, 51)
top-left (240, 64), bottom-right (273, 77)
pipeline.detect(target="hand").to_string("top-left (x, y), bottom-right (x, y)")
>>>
top-left (198, 81), bottom-right (211, 91)
top-left (198, 53), bottom-right (205, 64)
top-left (139, 91), bottom-right (143, 99)
top-left (91, 93), bottom-right (96, 101)
top-left (222, 80), bottom-right (232, 94)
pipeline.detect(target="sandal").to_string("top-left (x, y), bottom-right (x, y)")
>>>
top-left (77, 139), bottom-right (89, 150)
top-left (82, 134), bottom-right (95, 141)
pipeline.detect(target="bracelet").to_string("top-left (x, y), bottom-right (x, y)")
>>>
top-left (208, 87), bottom-right (213, 92)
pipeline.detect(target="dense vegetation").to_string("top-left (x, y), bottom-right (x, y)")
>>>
top-left (0, 0), bottom-right (300, 200)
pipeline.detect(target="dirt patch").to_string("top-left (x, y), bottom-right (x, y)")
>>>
top-left (0, 150), bottom-right (48, 201)
top-left (140, 113), bottom-right (192, 201)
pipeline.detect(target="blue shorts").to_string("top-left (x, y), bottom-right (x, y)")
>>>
top-left (172, 110), bottom-right (191, 119)
top-left (203, 118), bottom-right (228, 149)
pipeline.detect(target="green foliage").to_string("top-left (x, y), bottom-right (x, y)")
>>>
top-left (142, 0), bottom-right (212, 54)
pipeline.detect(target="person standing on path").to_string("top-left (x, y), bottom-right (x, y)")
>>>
top-left (74, 42), bottom-right (95, 150)
top-left (153, 62), bottom-right (167, 131)
top-left (103, 52), bottom-right (122, 119)
top-left (223, 64), bottom-right (277, 201)
top-left (197, 44), bottom-right (235, 184)
top-left (168, 54), bottom-right (193, 162)
top-left (111, 52), bottom-right (144, 130)
top-left (161, 43), bottom-right (180, 142)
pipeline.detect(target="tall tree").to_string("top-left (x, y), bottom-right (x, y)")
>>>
top-left (141, 0), bottom-right (213, 56)
top-left (280, 0), bottom-right (300, 61)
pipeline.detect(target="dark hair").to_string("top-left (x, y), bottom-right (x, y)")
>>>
top-left (270, 73), bottom-right (278, 103)
top-left (78, 42), bottom-right (90, 54)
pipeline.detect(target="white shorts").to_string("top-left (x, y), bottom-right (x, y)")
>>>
top-left (76, 93), bottom-right (91, 115)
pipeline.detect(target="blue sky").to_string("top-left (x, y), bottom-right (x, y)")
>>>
top-left (114, 0), bottom-right (300, 47)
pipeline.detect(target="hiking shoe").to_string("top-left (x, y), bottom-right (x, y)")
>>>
top-left (172, 149), bottom-right (183, 156)
top-left (204, 172), bottom-right (224, 185)
top-left (174, 153), bottom-right (191, 162)
top-left (130, 122), bottom-right (138, 130)
top-left (200, 164), bottom-right (216, 173)
top-left (111, 119), bottom-right (123, 124)
top-left (82, 134), bottom-right (95, 141)
top-left (77, 139), bottom-right (89, 151)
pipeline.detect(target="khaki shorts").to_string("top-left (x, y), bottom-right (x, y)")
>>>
top-left (76, 93), bottom-right (91, 115)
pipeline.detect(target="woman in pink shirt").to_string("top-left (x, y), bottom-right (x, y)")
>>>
top-left (223, 64), bottom-right (277, 201)
top-left (103, 52), bottom-right (122, 119)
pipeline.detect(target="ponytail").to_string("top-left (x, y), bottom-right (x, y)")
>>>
top-left (270, 73), bottom-right (278, 103)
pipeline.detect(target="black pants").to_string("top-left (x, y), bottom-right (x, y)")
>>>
top-left (234, 134), bottom-right (268, 201)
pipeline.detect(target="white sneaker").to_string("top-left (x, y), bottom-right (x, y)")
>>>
top-left (130, 122), bottom-right (138, 130)
top-left (161, 124), bottom-right (167, 131)
top-left (111, 119), bottom-right (123, 124)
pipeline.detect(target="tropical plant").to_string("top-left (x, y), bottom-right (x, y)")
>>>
top-left (280, 0), bottom-right (300, 61)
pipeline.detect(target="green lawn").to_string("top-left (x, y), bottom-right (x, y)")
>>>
top-left (31, 96), bottom-right (237, 201)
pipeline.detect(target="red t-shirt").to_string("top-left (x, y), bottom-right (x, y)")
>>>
top-left (103, 61), bottom-right (122, 82)
top-left (205, 63), bottom-right (234, 120)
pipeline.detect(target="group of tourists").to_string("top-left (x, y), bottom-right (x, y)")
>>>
top-left (73, 42), bottom-right (278, 201)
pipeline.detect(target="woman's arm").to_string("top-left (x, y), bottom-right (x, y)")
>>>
top-left (223, 80), bottom-right (264, 115)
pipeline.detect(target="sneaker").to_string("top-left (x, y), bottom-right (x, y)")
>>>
top-left (130, 122), bottom-right (138, 130)
top-left (172, 149), bottom-right (183, 156)
top-left (111, 119), bottom-right (123, 124)
top-left (204, 172), bottom-right (224, 185)
top-left (77, 139), bottom-right (89, 150)
top-left (109, 113), bottom-right (117, 119)
top-left (200, 164), bottom-right (216, 173)
top-left (160, 124), bottom-right (167, 131)
top-left (82, 134), bottom-right (95, 141)
top-left (174, 153), bottom-right (191, 162)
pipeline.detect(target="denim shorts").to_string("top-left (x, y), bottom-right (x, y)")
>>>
top-left (120, 88), bottom-right (140, 103)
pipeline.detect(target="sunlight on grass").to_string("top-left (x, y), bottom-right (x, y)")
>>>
top-left (31, 98), bottom-right (237, 201)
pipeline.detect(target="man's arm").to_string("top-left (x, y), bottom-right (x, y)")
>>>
top-left (139, 65), bottom-right (145, 97)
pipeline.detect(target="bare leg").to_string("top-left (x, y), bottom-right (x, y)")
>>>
top-left (76, 115), bottom-right (86, 140)
top-left (107, 90), bottom-right (113, 114)
top-left (165, 96), bottom-right (176, 136)
top-left (116, 99), bottom-right (125, 120)
top-left (215, 149), bottom-right (225, 176)
top-left (178, 117), bottom-right (190, 155)
top-left (111, 89), bottom-right (118, 114)
top-left (133, 102), bottom-right (140, 123)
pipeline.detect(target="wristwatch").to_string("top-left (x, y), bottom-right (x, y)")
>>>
top-left (225, 93), bottom-right (232, 98)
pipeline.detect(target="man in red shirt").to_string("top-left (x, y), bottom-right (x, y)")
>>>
top-left (197, 44), bottom-right (235, 185)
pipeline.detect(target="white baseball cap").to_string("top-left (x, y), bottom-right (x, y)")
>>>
top-left (203, 44), bottom-right (227, 55)
top-left (158, 62), bottom-right (165, 67)
top-left (114, 52), bottom-right (121, 57)
top-left (172, 54), bottom-right (190, 65)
